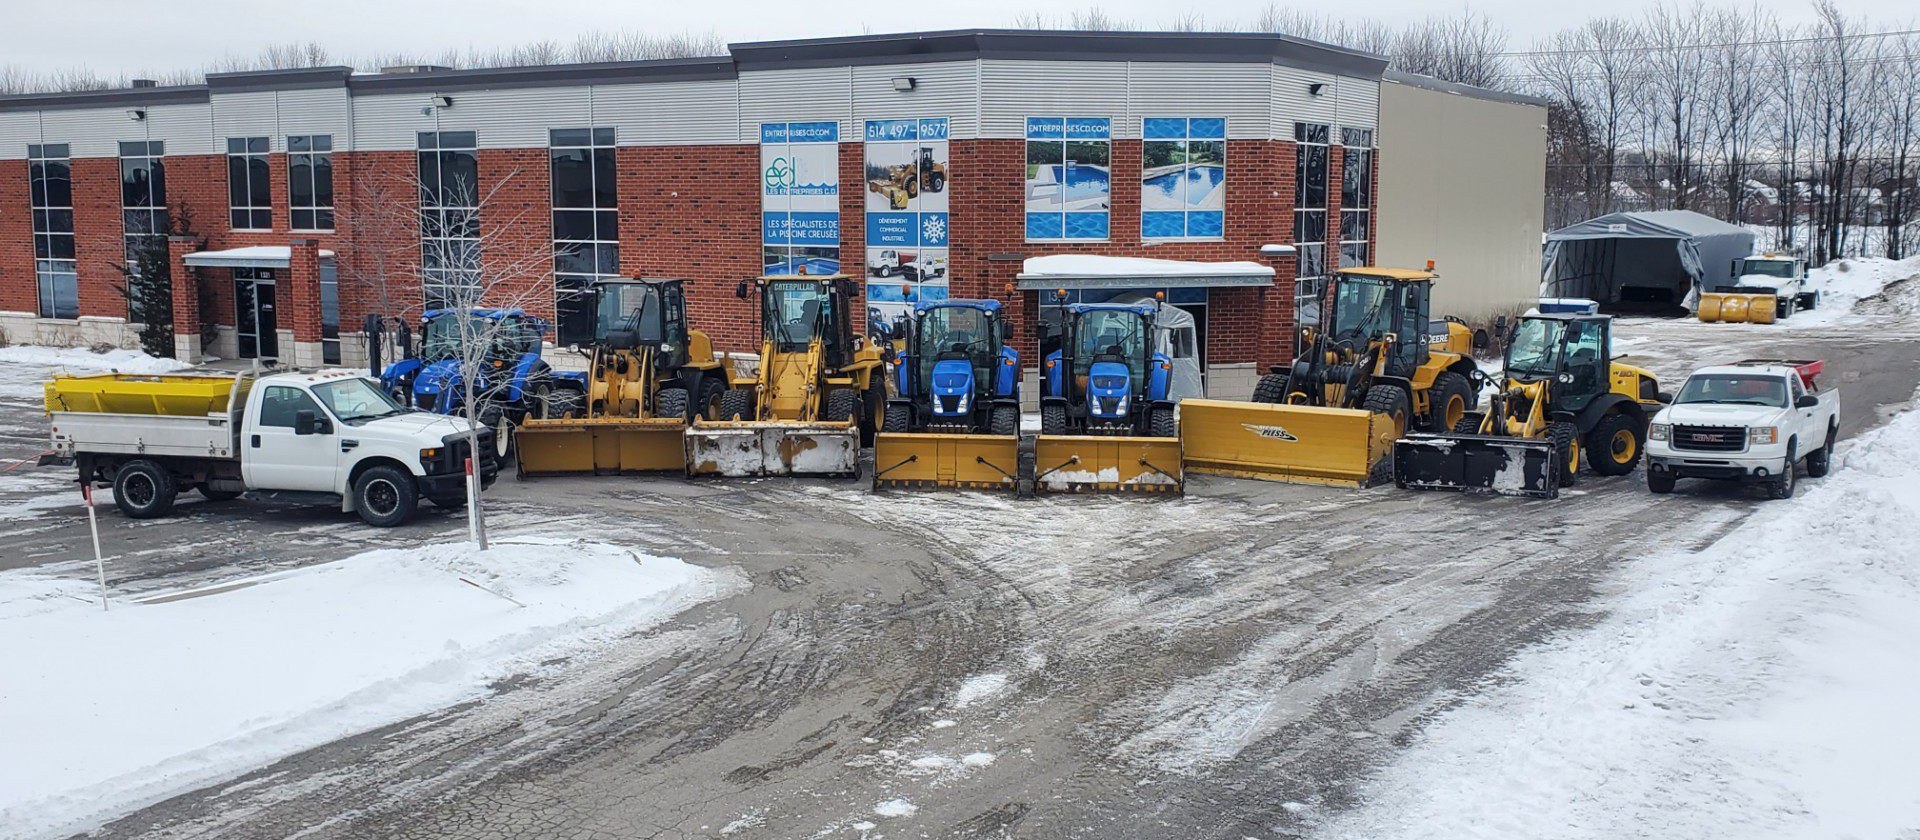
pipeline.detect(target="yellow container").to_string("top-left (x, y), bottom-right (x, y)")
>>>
top-left (43, 373), bottom-right (240, 416)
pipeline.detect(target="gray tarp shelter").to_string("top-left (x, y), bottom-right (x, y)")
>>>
top-left (1540, 210), bottom-right (1754, 312)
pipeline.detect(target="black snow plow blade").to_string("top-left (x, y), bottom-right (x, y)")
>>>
top-left (1393, 433), bottom-right (1560, 499)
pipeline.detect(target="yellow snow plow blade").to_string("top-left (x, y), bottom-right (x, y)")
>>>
top-left (871, 432), bottom-right (1021, 490)
top-left (684, 418), bottom-right (860, 478)
top-left (1032, 435), bottom-right (1182, 494)
top-left (1697, 292), bottom-right (1776, 324)
top-left (1177, 398), bottom-right (1394, 488)
top-left (513, 417), bottom-right (687, 476)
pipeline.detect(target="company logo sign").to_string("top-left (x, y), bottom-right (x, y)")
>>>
top-left (1241, 423), bottom-right (1299, 442)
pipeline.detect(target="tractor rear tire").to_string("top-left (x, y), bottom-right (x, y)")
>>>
top-left (696, 377), bottom-right (728, 421)
top-left (883, 403), bottom-right (913, 433)
top-left (1252, 373), bottom-right (1290, 404)
top-left (655, 387), bottom-right (690, 422)
top-left (718, 389), bottom-right (754, 421)
top-left (862, 369), bottom-right (887, 446)
top-left (1548, 421), bottom-right (1581, 487)
top-left (1361, 385), bottom-right (1413, 437)
top-left (1452, 412), bottom-right (1485, 435)
top-left (823, 388), bottom-right (860, 424)
top-left (989, 404), bottom-right (1020, 436)
top-left (1586, 411), bottom-right (1644, 476)
top-left (113, 460), bottom-right (177, 519)
top-left (1425, 371), bottom-right (1475, 432)
top-left (1806, 424), bottom-right (1836, 477)
top-left (529, 382), bottom-right (552, 419)
top-left (1041, 403), bottom-right (1069, 436)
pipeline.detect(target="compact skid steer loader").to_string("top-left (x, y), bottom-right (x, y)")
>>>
top-left (513, 278), bottom-right (728, 476)
top-left (1179, 266), bottom-right (1485, 487)
top-left (686, 274), bottom-right (886, 477)
top-left (1033, 295), bottom-right (1183, 493)
top-left (1394, 312), bottom-right (1666, 498)
top-left (871, 298), bottom-right (1023, 490)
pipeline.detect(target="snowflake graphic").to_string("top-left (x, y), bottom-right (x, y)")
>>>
top-left (921, 215), bottom-right (947, 243)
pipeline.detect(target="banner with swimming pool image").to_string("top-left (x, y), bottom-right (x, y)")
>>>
top-left (1025, 117), bottom-right (1110, 241)
top-left (761, 120), bottom-right (840, 275)
top-left (1141, 117), bottom-right (1226, 239)
top-left (863, 117), bottom-right (951, 343)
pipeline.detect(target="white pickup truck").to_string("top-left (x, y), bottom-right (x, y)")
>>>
top-left (45, 368), bottom-right (498, 526)
top-left (1645, 359), bottom-right (1839, 499)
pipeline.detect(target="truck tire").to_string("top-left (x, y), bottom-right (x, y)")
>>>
top-left (990, 404), bottom-right (1020, 436)
top-left (1647, 469), bottom-right (1676, 494)
top-left (354, 464), bottom-right (419, 527)
top-left (883, 403), bottom-right (913, 433)
top-left (655, 387), bottom-right (690, 422)
top-left (1362, 385), bottom-right (1413, 437)
top-left (1766, 443), bottom-right (1797, 500)
top-left (822, 388), bottom-right (859, 424)
top-left (1585, 411), bottom-right (1644, 476)
top-left (718, 389), bottom-right (754, 421)
top-left (1148, 406), bottom-right (1178, 438)
top-left (1425, 371), bottom-right (1475, 432)
top-left (1547, 421), bottom-right (1580, 487)
top-left (1252, 373), bottom-right (1289, 404)
top-left (1807, 424), bottom-right (1836, 477)
top-left (1041, 403), bottom-right (1069, 436)
top-left (697, 376), bottom-right (728, 421)
top-left (113, 460), bottom-right (177, 519)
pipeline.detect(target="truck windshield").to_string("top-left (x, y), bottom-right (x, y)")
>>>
top-left (917, 305), bottom-right (995, 387)
top-left (595, 283), bottom-right (662, 342)
top-left (1328, 276), bottom-right (1394, 344)
top-left (1675, 374), bottom-right (1787, 407)
top-left (1739, 261), bottom-right (1796, 279)
top-left (314, 377), bottom-right (409, 422)
top-left (1506, 318), bottom-right (1565, 378)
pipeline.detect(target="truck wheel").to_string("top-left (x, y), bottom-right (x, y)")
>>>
top-left (697, 377), bottom-right (728, 421)
top-left (1766, 443), bottom-right (1797, 500)
top-left (354, 465), bottom-right (419, 527)
top-left (822, 388), bottom-right (860, 424)
top-left (883, 403), bottom-right (913, 433)
top-left (1585, 411), bottom-right (1643, 476)
top-left (1040, 403), bottom-right (1068, 436)
top-left (1807, 424), bottom-right (1836, 477)
top-left (197, 486), bottom-right (242, 502)
top-left (1148, 406), bottom-right (1178, 438)
top-left (1647, 469), bottom-right (1676, 494)
top-left (113, 460), bottom-right (177, 519)
top-left (1362, 385), bottom-right (1413, 437)
top-left (718, 389), bottom-right (754, 421)
top-left (655, 387), bottom-right (690, 422)
top-left (1547, 421), bottom-right (1580, 487)
top-left (1425, 371), bottom-right (1475, 432)
top-left (1778, 297), bottom-right (1796, 319)
top-left (990, 404), bottom-right (1020, 436)
top-left (1252, 373), bottom-right (1289, 404)
top-left (862, 369), bottom-right (887, 446)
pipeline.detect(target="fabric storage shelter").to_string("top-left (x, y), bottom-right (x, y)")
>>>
top-left (1540, 210), bottom-right (1754, 313)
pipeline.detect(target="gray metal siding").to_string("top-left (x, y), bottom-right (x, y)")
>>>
top-left (1271, 65), bottom-right (1339, 137)
top-left (1126, 62), bottom-right (1270, 140)
top-left (38, 107), bottom-right (143, 158)
top-left (1337, 78), bottom-right (1380, 133)
top-left (0, 112), bottom-right (40, 159)
top-left (211, 90), bottom-right (279, 148)
top-left (275, 87), bottom-right (352, 146)
top-left (738, 66), bottom-right (853, 140)
top-left (431, 86), bottom-right (591, 148)
top-left (145, 102), bottom-right (213, 155)
top-left (350, 93), bottom-right (436, 151)
top-left (591, 79), bottom-right (740, 145)
top-left (978, 60), bottom-right (1129, 139)
top-left (850, 61), bottom-right (978, 138)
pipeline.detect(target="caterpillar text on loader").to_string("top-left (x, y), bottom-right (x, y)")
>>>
top-left (513, 278), bottom-right (728, 476)
top-left (1696, 253), bottom-right (1820, 324)
top-left (872, 298), bottom-right (1023, 490)
top-left (1034, 293), bottom-right (1183, 493)
top-left (1179, 266), bottom-right (1485, 487)
top-left (1394, 312), bottom-right (1666, 498)
top-left (687, 274), bottom-right (886, 477)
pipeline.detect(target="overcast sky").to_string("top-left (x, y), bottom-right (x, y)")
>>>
top-left (5, 0), bottom-right (1908, 80)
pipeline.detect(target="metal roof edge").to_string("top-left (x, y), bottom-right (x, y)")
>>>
top-left (0, 85), bottom-right (210, 113)
top-left (1383, 70), bottom-right (1550, 108)
top-left (730, 29), bottom-right (1387, 78)
top-left (345, 56), bottom-right (738, 94)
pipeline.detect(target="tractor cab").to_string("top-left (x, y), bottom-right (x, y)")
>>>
top-left (1042, 299), bottom-right (1175, 436)
top-left (384, 308), bottom-right (547, 413)
top-left (1315, 267), bottom-right (1435, 379)
top-left (594, 278), bottom-right (691, 368)
top-left (1504, 313), bottom-right (1614, 414)
top-left (751, 274), bottom-right (860, 371)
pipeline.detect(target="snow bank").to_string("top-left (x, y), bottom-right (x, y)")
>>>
top-left (1787, 255), bottom-right (1920, 327)
top-left (1314, 406), bottom-right (1920, 839)
top-left (0, 537), bottom-right (734, 840)
top-left (0, 345), bottom-right (189, 374)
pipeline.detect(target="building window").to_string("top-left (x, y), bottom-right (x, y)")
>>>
top-left (418, 130), bottom-right (480, 311)
top-left (1141, 117), bottom-right (1226, 240)
top-left (1341, 128), bottom-right (1375, 269)
top-left (121, 140), bottom-right (168, 324)
top-left (549, 127), bottom-right (618, 347)
top-left (289, 135), bottom-right (334, 231)
top-left (1025, 117), bottom-right (1110, 241)
top-left (1293, 123), bottom-right (1330, 332)
top-left (29, 143), bottom-right (77, 320)
top-left (226, 137), bottom-right (271, 230)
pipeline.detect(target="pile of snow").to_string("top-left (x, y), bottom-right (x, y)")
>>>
top-left (1790, 256), bottom-right (1920, 327)
top-left (0, 345), bottom-right (189, 374)
top-left (0, 536), bottom-right (734, 840)
top-left (1315, 403), bottom-right (1920, 839)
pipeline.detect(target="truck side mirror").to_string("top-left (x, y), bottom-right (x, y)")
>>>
top-left (294, 409), bottom-right (325, 436)
top-left (735, 280), bottom-right (750, 299)
top-left (1655, 390), bottom-right (1674, 404)
top-left (1796, 394), bottom-right (1819, 408)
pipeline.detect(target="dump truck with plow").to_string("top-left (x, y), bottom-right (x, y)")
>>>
top-left (1696, 253), bottom-right (1819, 324)
top-left (687, 274), bottom-right (886, 477)
top-left (513, 278), bottom-right (728, 477)
top-left (1395, 312), bottom-right (1666, 498)
top-left (871, 298), bottom-right (1022, 490)
top-left (1034, 296), bottom-right (1183, 493)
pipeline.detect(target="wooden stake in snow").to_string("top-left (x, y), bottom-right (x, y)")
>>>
top-left (82, 483), bottom-right (108, 611)
top-left (458, 577), bottom-right (524, 608)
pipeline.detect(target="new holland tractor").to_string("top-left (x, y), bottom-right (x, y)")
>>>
top-left (372, 308), bottom-right (577, 458)
top-left (1178, 266), bottom-right (1485, 487)
top-left (1033, 295), bottom-right (1183, 493)
top-left (513, 278), bottom-right (729, 476)
top-left (1394, 312), bottom-right (1666, 498)
top-left (871, 298), bottom-right (1022, 490)
top-left (685, 274), bottom-right (887, 477)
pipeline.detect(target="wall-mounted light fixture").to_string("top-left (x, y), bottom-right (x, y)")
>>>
top-left (126, 108), bottom-right (147, 122)
top-left (432, 95), bottom-right (454, 109)
top-left (1308, 82), bottom-right (1327, 97)
top-left (892, 76), bottom-right (918, 92)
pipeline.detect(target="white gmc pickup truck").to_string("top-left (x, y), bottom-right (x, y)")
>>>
top-left (1645, 359), bottom-right (1839, 499)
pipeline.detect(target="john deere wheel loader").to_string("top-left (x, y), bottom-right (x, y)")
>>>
top-left (513, 278), bottom-right (728, 477)
top-left (1179, 266), bottom-right (1485, 487)
top-left (1394, 312), bottom-right (1666, 498)
top-left (1033, 296), bottom-right (1183, 493)
top-left (871, 298), bottom-right (1023, 490)
top-left (686, 274), bottom-right (886, 477)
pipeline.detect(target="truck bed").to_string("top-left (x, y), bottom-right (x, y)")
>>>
top-left (51, 410), bottom-right (240, 461)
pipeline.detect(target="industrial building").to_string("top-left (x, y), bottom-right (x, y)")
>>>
top-left (0, 29), bottom-right (1547, 397)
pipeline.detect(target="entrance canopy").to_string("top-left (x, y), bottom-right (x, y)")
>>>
top-left (1016, 255), bottom-right (1274, 291)
top-left (1540, 210), bottom-right (1752, 312)
top-left (182, 246), bottom-right (336, 269)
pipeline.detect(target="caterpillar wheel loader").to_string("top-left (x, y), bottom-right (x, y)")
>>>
top-left (513, 278), bottom-right (728, 477)
top-left (1179, 266), bottom-right (1485, 487)
top-left (871, 298), bottom-right (1023, 491)
top-left (1034, 295), bottom-right (1183, 494)
top-left (1394, 312), bottom-right (1666, 498)
top-left (686, 274), bottom-right (886, 477)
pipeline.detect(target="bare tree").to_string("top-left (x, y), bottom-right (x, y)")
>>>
top-left (1392, 10), bottom-right (1510, 88)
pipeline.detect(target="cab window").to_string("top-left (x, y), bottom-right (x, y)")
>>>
top-left (259, 386), bottom-right (324, 428)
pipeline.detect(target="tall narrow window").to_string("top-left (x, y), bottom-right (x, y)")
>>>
top-left (227, 137), bottom-right (271, 230)
top-left (121, 140), bottom-right (168, 323)
top-left (288, 134), bottom-right (334, 231)
top-left (549, 127), bottom-right (618, 347)
top-left (29, 143), bottom-right (77, 320)
top-left (1292, 123), bottom-right (1330, 333)
top-left (1340, 128), bottom-right (1375, 269)
top-left (1140, 117), bottom-right (1226, 240)
top-left (418, 130), bottom-right (480, 311)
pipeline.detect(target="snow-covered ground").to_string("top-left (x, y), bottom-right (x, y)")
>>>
top-left (1313, 397), bottom-right (1920, 839)
top-left (0, 346), bottom-right (188, 402)
top-left (1792, 255), bottom-right (1920, 327)
top-left (0, 536), bottom-right (738, 840)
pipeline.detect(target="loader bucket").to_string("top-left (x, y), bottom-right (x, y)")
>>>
top-left (1177, 398), bottom-right (1394, 488)
top-left (1392, 433), bottom-right (1560, 499)
top-left (871, 432), bottom-right (1021, 490)
top-left (1032, 435), bottom-right (1182, 494)
top-left (685, 419), bottom-right (860, 478)
top-left (514, 417), bottom-right (687, 477)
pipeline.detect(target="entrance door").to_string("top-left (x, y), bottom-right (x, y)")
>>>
top-left (235, 268), bottom-right (279, 359)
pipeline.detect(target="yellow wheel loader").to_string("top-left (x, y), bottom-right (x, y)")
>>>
top-left (1179, 266), bottom-right (1486, 487)
top-left (685, 274), bottom-right (887, 477)
top-left (867, 146), bottom-right (948, 210)
top-left (514, 278), bottom-right (728, 476)
top-left (1394, 312), bottom-right (1666, 498)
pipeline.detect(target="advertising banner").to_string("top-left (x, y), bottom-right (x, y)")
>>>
top-left (862, 117), bottom-right (950, 343)
top-left (1141, 117), bottom-right (1226, 239)
top-left (1024, 117), bottom-right (1110, 241)
top-left (762, 121), bottom-right (840, 276)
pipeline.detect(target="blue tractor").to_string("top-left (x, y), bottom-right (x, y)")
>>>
top-left (881, 299), bottom-right (1021, 436)
top-left (371, 308), bottom-right (585, 455)
top-left (1040, 300), bottom-right (1178, 438)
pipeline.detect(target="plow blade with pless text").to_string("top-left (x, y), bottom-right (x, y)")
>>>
top-left (512, 417), bottom-right (686, 477)
top-left (684, 419), bottom-right (860, 478)
top-left (871, 432), bottom-right (1022, 491)
top-left (1031, 434), bottom-right (1183, 494)
top-left (1176, 398), bottom-right (1394, 488)
top-left (1393, 432), bottom-right (1560, 499)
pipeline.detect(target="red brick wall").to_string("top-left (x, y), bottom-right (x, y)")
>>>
top-left (0, 159), bottom-right (32, 314)
top-left (333, 150), bottom-right (420, 330)
top-left (69, 157), bottom-right (124, 319)
top-left (473, 148), bottom-right (552, 321)
top-left (619, 144), bottom-right (763, 350)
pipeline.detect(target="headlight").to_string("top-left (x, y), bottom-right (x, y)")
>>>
top-left (954, 394), bottom-right (970, 414)
top-left (1115, 396), bottom-right (1130, 415)
top-left (1749, 426), bottom-right (1778, 445)
top-left (1649, 423), bottom-right (1670, 441)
